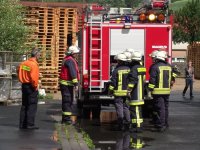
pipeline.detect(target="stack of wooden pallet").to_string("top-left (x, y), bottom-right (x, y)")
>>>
top-left (24, 6), bottom-right (79, 93)
top-left (188, 42), bottom-right (200, 79)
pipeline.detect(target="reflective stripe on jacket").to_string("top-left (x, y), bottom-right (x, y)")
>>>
top-left (59, 55), bottom-right (80, 86)
top-left (18, 57), bottom-right (39, 89)
top-left (148, 61), bottom-right (172, 95)
top-left (128, 62), bottom-right (146, 101)
top-left (109, 64), bottom-right (130, 96)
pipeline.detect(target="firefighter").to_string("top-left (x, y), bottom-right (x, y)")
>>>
top-left (125, 48), bottom-right (135, 54)
top-left (59, 45), bottom-right (80, 125)
top-left (123, 51), bottom-right (132, 65)
top-left (148, 50), bottom-right (174, 132)
top-left (109, 53), bottom-right (131, 131)
top-left (18, 48), bottom-right (40, 130)
top-left (127, 51), bottom-right (146, 133)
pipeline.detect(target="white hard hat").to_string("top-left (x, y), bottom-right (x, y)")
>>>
top-left (125, 48), bottom-right (135, 53)
top-left (67, 46), bottom-right (80, 54)
top-left (149, 50), bottom-right (158, 58)
top-left (155, 50), bottom-right (167, 61)
top-left (161, 50), bottom-right (170, 58)
top-left (122, 51), bottom-right (132, 62)
top-left (115, 53), bottom-right (127, 61)
top-left (131, 51), bottom-right (142, 61)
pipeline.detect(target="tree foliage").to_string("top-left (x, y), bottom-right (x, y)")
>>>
top-left (0, 0), bottom-right (33, 53)
top-left (173, 0), bottom-right (200, 44)
top-left (97, 0), bottom-right (141, 8)
top-left (22, 0), bottom-right (141, 8)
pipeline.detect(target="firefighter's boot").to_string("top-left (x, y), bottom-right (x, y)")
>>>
top-left (62, 115), bottom-right (72, 125)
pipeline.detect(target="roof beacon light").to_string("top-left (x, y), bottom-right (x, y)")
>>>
top-left (152, 1), bottom-right (165, 9)
top-left (139, 13), bottom-right (146, 21)
top-left (148, 14), bottom-right (156, 21)
top-left (125, 15), bottom-right (131, 23)
top-left (157, 13), bottom-right (165, 22)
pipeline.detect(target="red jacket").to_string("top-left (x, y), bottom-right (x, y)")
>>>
top-left (59, 56), bottom-right (80, 86)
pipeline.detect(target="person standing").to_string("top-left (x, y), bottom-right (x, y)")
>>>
top-left (18, 48), bottom-right (40, 130)
top-left (127, 51), bottom-right (146, 133)
top-left (109, 53), bottom-right (131, 131)
top-left (182, 60), bottom-right (194, 98)
top-left (148, 50), bottom-right (174, 132)
top-left (59, 45), bottom-right (80, 125)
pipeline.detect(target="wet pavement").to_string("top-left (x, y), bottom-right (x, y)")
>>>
top-left (0, 101), bottom-right (61, 150)
top-left (0, 78), bottom-right (200, 150)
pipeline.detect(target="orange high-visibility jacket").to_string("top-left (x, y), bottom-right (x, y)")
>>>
top-left (18, 58), bottom-right (39, 90)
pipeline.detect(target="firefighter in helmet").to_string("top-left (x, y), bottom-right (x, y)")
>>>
top-left (125, 48), bottom-right (135, 54)
top-left (148, 50), bottom-right (175, 132)
top-left (59, 45), bottom-right (80, 124)
top-left (109, 53), bottom-right (131, 131)
top-left (127, 51), bottom-right (146, 133)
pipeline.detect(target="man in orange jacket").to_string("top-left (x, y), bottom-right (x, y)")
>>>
top-left (18, 48), bottom-right (40, 130)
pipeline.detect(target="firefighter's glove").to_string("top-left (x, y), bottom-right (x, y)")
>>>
top-left (170, 81), bottom-right (175, 88)
top-left (127, 88), bottom-right (132, 99)
top-left (74, 86), bottom-right (79, 92)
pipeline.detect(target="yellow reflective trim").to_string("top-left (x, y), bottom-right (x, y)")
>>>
top-left (109, 86), bottom-right (114, 90)
top-left (117, 69), bottom-right (130, 91)
top-left (137, 68), bottom-right (146, 72)
top-left (136, 106), bottom-right (140, 127)
top-left (158, 66), bottom-right (172, 88)
top-left (130, 138), bottom-right (144, 149)
top-left (139, 75), bottom-right (142, 100)
top-left (60, 80), bottom-right (73, 86)
top-left (152, 88), bottom-right (171, 94)
top-left (128, 84), bottom-right (134, 88)
top-left (173, 73), bottom-right (177, 77)
top-left (114, 90), bottom-right (127, 96)
top-left (72, 78), bottom-right (78, 83)
top-left (131, 118), bottom-right (143, 124)
top-left (62, 111), bottom-right (72, 116)
top-left (129, 101), bottom-right (144, 106)
top-left (22, 65), bottom-right (31, 71)
top-left (148, 84), bottom-right (155, 88)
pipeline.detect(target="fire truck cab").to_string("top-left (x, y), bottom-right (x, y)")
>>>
top-left (78, 0), bottom-right (172, 118)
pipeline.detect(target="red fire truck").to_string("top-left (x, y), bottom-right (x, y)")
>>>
top-left (78, 0), bottom-right (172, 118)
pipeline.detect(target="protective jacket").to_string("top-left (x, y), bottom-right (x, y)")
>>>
top-left (59, 55), bottom-right (80, 86)
top-left (148, 60), bottom-right (173, 95)
top-left (109, 64), bottom-right (130, 96)
top-left (127, 62), bottom-right (146, 103)
top-left (18, 57), bottom-right (39, 90)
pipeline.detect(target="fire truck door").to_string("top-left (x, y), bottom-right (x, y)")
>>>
top-left (110, 29), bottom-right (145, 56)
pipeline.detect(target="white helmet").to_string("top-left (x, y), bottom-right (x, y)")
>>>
top-left (122, 51), bottom-right (132, 62)
top-left (131, 51), bottom-right (142, 61)
top-left (149, 50), bottom-right (158, 58)
top-left (161, 50), bottom-right (170, 58)
top-left (155, 50), bottom-right (167, 61)
top-left (67, 46), bottom-right (80, 54)
top-left (115, 53), bottom-right (127, 61)
top-left (125, 48), bottom-right (135, 53)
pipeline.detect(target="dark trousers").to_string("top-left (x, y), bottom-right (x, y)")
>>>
top-left (130, 105), bottom-right (143, 128)
top-left (183, 78), bottom-right (193, 96)
top-left (19, 84), bottom-right (38, 128)
top-left (60, 84), bottom-right (74, 122)
top-left (114, 97), bottom-right (130, 125)
top-left (153, 95), bottom-right (169, 128)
